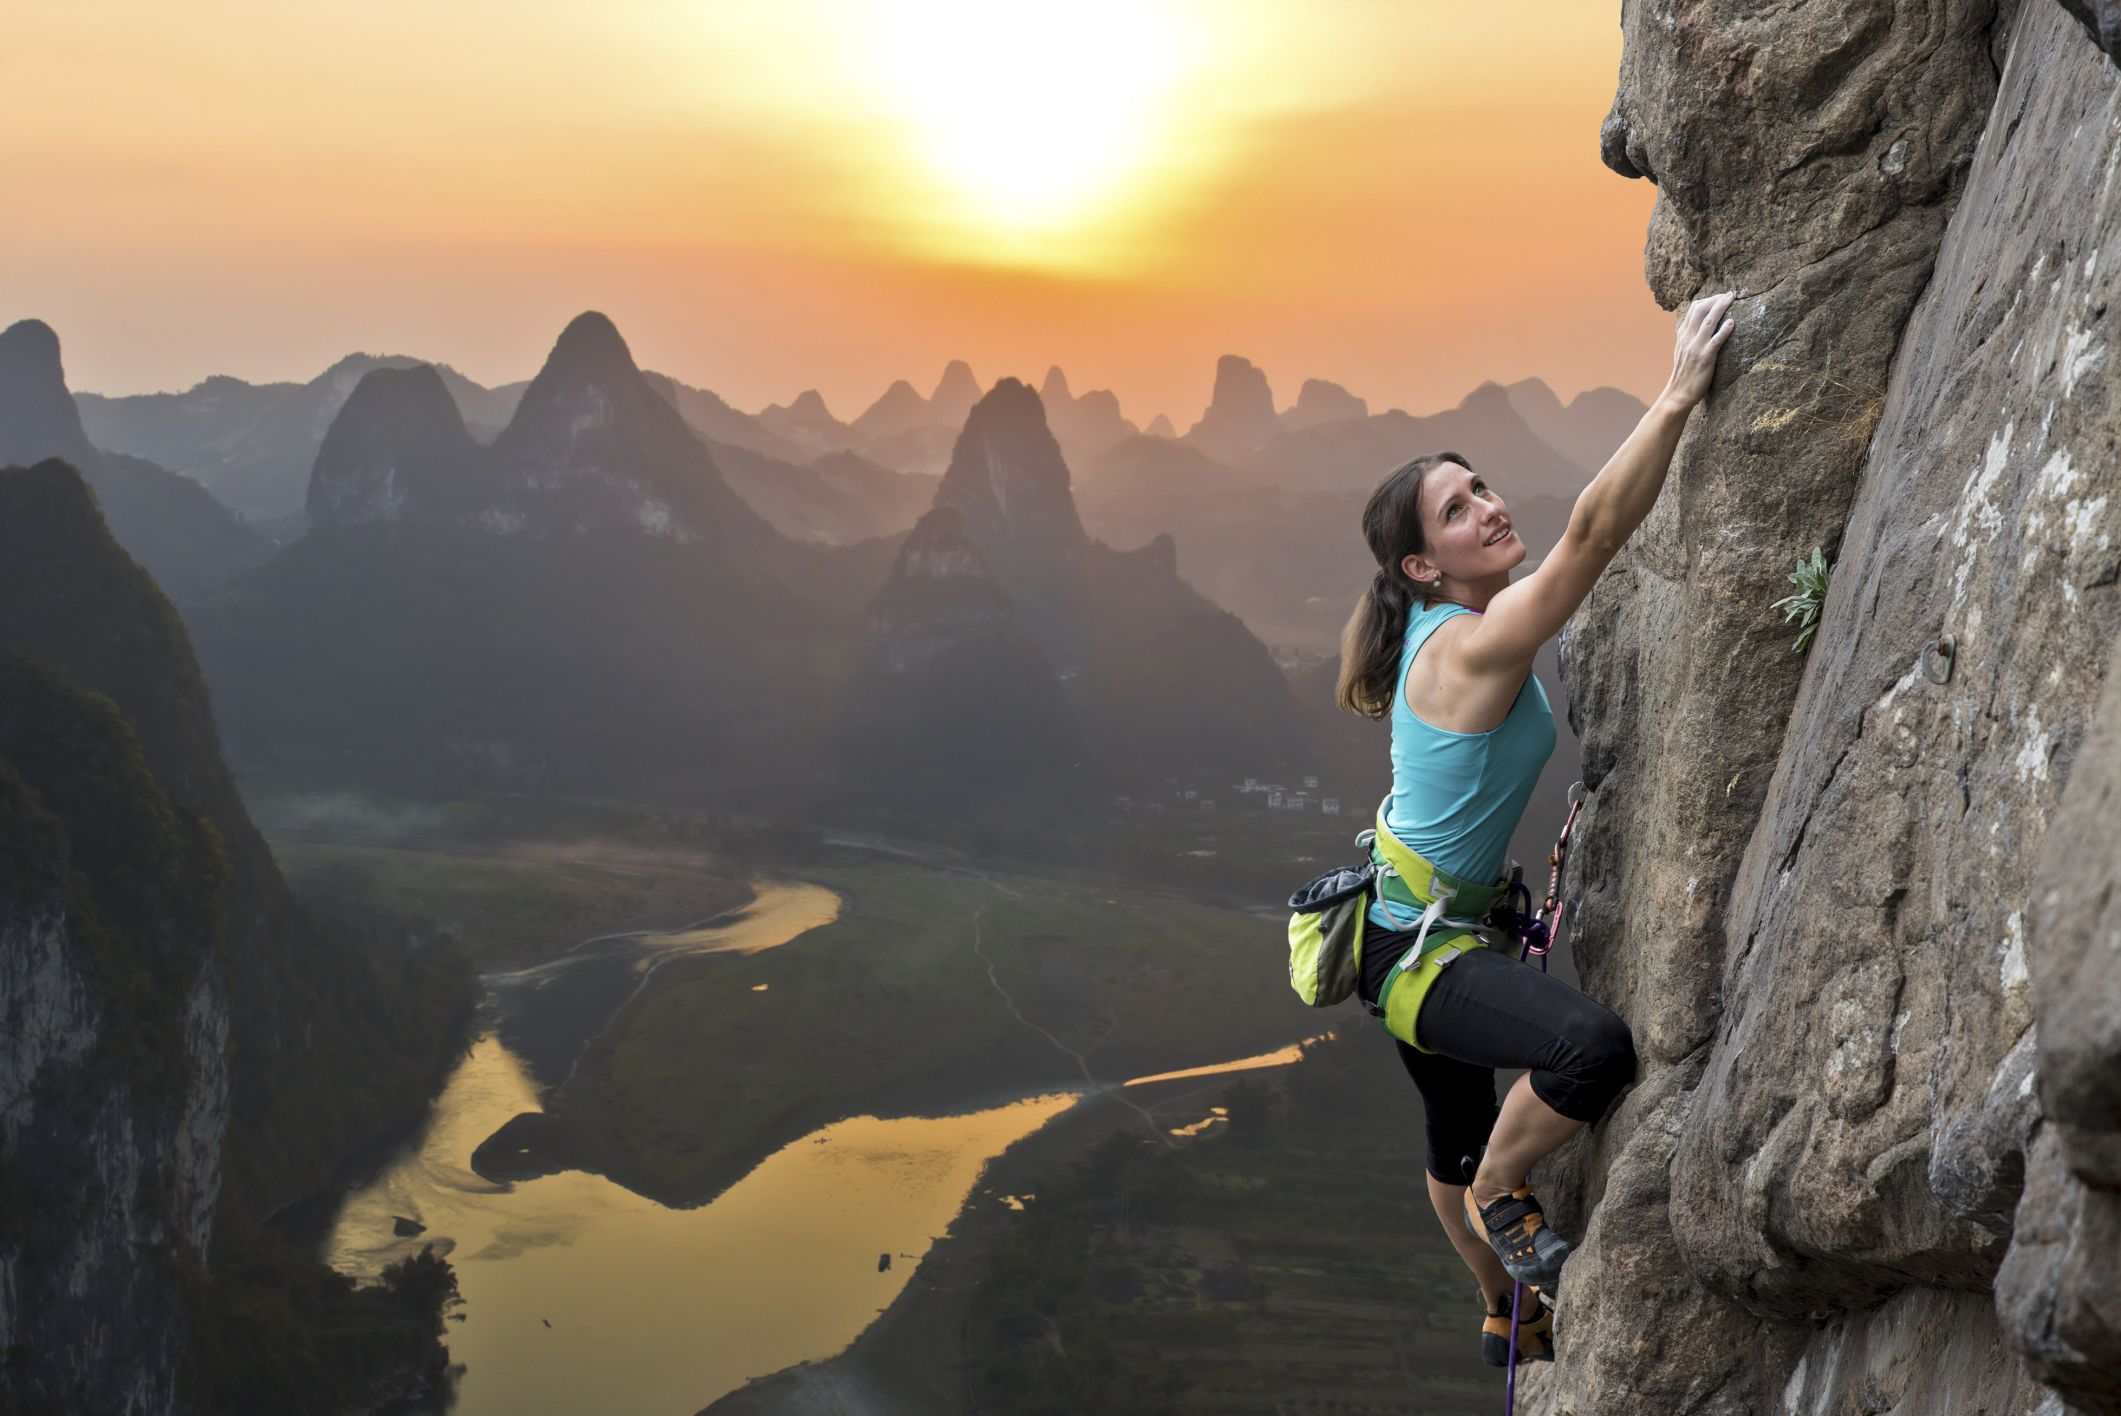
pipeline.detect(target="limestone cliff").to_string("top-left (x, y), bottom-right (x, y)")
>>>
top-left (1, 459), bottom-right (475, 1412)
top-left (836, 506), bottom-right (1085, 814)
top-left (1529, 3), bottom-right (2120, 1413)
top-left (0, 658), bottom-right (231, 1414)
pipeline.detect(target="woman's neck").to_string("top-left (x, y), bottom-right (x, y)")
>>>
top-left (1430, 570), bottom-right (1512, 614)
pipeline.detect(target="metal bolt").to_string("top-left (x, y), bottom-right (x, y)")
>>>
top-left (1920, 634), bottom-right (1956, 685)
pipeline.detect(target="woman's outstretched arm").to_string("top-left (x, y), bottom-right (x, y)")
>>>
top-left (1459, 290), bottom-right (1736, 675)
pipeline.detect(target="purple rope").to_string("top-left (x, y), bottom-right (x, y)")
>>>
top-left (1505, 1281), bottom-right (1522, 1413)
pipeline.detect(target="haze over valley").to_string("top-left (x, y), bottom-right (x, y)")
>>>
top-left (3, 303), bottom-right (1616, 1413)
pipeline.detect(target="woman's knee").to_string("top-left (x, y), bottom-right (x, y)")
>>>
top-left (1562, 1007), bottom-right (1637, 1112)
top-left (1580, 1008), bottom-right (1637, 1081)
top-left (1527, 1007), bottom-right (1636, 1122)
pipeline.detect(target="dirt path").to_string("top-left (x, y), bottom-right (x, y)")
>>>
top-left (968, 906), bottom-right (1171, 1144)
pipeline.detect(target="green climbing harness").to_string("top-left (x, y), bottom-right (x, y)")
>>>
top-left (1363, 801), bottom-right (1515, 1053)
top-left (1285, 790), bottom-right (1586, 1056)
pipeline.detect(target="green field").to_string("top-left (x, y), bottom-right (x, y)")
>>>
top-left (965, 1033), bottom-right (1499, 1415)
top-left (270, 839), bottom-right (751, 967)
top-left (559, 854), bottom-right (1313, 1205)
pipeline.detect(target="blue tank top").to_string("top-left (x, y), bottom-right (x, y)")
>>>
top-left (1367, 601), bottom-right (1556, 930)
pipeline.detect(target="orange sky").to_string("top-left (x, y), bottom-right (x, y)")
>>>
top-left (5, 2), bottom-right (1672, 426)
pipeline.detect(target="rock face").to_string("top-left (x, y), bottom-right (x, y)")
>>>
top-left (2058, 0), bottom-right (2121, 55)
top-left (1528, 4), bottom-right (2121, 1413)
top-left (2000, 640), bottom-right (2121, 1409)
top-left (0, 656), bottom-right (231, 1415)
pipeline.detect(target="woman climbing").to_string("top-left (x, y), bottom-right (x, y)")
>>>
top-left (1334, 290), bottom-right (1736, 1365)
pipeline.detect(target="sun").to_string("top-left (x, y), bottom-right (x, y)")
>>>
top-left (848, 0), bottom-right (1195, 267)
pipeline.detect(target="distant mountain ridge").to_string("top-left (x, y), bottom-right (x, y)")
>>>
top-left (68, 321), bottom-right (1646, 565)
top-left (0, 319), bottom-right (269, 602)
top-left (1501, 377), bottom-right (1652, 474)
top-left (76, 348), bottom-right (519, 526)
top-left (1184, 354), bottom-right (1285, 464)
top-left (310, 312), bottom-right (777, 546)
top-left (190, 311), bottom-right (868, 805)
top-left (863, 378), bottom-right (1309, 790)
top-left (838, 504), bottom-right (1085, 816)
top-left (188, 322), bottom-right (1316, 810)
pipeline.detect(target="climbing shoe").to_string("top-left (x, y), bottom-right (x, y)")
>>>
top-left (1464, 1183), bottom-right (1573, 1289)
top-left (1481, 1288), bottom-right (1555, 1367)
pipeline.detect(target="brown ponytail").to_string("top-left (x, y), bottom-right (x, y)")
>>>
top-left (1333, 451), bottom-right (1471, 718)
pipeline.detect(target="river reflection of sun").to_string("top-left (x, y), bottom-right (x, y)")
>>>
top-left (1168, 1106), bottom-right (1230, 1138)
top-left (1123, 1030), bottom-right (1333, 1088)
top-left (328, 1035), bottom-right (1078, 1415)
top-left (319, 879), bottom-right (1082, 1416)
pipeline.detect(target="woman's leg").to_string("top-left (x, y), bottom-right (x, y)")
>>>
top-left (1416, 948), bottom-right (1637, 1189)
top-left (1470, 1072), bottom-right (1589, 1207)
top-left (1390, 1038), bottom-right (1512, 1308)
top-left (1426, 1170), bottom-right (1512, 1309)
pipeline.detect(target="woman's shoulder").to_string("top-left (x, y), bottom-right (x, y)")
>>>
top-left (1407, 599), bottom-right (1477, 640)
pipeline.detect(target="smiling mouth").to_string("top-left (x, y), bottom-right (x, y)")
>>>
top-left (1484, 527), bottom-right (1513, 547)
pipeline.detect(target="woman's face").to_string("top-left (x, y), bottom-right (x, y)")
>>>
top-left (1399, 461), bottom-right (1525, 590)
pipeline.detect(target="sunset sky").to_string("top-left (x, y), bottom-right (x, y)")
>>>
top-left (8, 1), bottom-right (1672, 427)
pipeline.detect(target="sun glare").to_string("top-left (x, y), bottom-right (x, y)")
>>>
top-left (848, 0), bottom-right (1195, 268)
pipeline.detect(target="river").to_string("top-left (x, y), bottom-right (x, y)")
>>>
top-left (323, 877), bottom-right (1309, 1413)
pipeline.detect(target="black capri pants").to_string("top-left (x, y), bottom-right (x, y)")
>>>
top-left (1357, 922), bottom-right (1637, 1184)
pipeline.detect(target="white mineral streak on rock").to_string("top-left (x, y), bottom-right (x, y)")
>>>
top-left (2063, 324), bottom-right (2107, 398)
top-left (2016, 703), bottom-right (2053, 784)
top-left (567, 384), bottom-right (611, 444)
top-left (1950, 425), bottom-right (2014, 615)
top-left (0, 904), bottom-right (96, 1118)
top-left (634, 496), bottom-right (676, 537)
top-left (375, 463), bottom-right (405, 520)
top-left (2002, 909), bottom-right (2032, 995)
top-left (172, 958), bottom-right (231, 1257)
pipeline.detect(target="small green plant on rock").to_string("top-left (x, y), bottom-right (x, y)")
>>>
top-left (1771, 547), bottom-right (1832, 653)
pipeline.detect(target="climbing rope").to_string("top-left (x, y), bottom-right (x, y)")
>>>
top-left (1505, 1281), bottom-right (1523, 1410)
